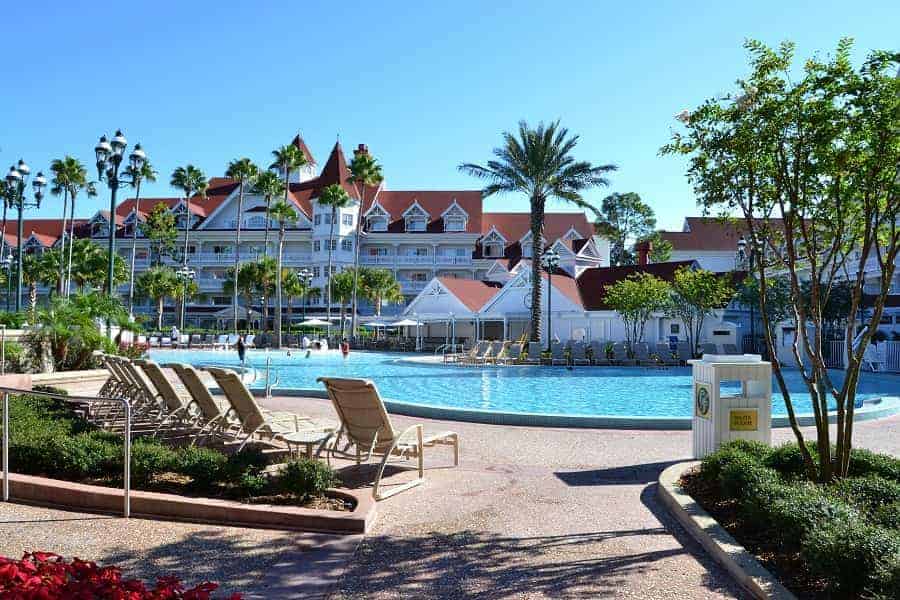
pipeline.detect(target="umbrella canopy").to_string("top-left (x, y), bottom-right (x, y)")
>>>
top-left (391, 319), bottom-right (422, 327)
top-left (299, 318), bottom-right (330, 326)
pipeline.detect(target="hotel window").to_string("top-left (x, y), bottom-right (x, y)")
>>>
top-left (312, 267), bottom-right (320, 278)
top-left (367, 215), bottom-right (388, 232)
top-left (410, 272), bottom-right (428, 282)
top-left (313, 240), bottom-right (320, 251)
top-left (405, 216), bottom-right (427, 232)
top-left (444, 216), bottom-right (466, 231)
top-left (341, 239), bottom-right (352, 251)
top-left (328, 239), bottom-right (337, 251)
top-left (413, 247), bottom-right (429, 256)
top-left (484, 243), bottom-right (504, 258)
top-left (369, 247), bottom-right (389, 256)
top-left (342, 214), bottom-right (353, 226)
top-left (314, 214), bottom-right (321, 226)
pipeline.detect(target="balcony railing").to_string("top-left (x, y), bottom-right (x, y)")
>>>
top-left (399, 280), bottom-right (428, 293)
top-left (360, 254), bottom-right (472, 266)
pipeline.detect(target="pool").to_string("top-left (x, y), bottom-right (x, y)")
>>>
top-left (150, 349), bottom-right (900, 426)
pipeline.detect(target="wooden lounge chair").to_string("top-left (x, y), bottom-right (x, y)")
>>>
top-left (612, 342), bottom-right (636, 366)
top-left (589, 341), bottom-right (611, 365)
top-left (318, 377), bottom-right (459, 500)
top-left (655, 343), bottom-right (680, 366)
top-left (206, 367), bottom-right (330, 450)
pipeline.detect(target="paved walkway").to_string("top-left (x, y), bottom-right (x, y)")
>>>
top-left (2, 388), bottom-right (899, 598)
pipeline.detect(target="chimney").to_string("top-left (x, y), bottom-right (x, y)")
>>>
top-left (636, 240), bottom-right (652, 266)
top-left (355, 143), bottom-right (369, 156)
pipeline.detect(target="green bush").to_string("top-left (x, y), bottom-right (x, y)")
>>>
top-left (177, 446), bottom-right (228, 488)
top-left (764, 442), bottom-right (819, 479)
top-left (130, 440), bottom-right (178, 486)
top-left (831, 476), bottom-right (900, 513)
top-left (762, 483), bottom-right (859, 546)
top-left (801, 517), bottom-right (900, 597)
top-left (873, 501), bottom-right (900, 530)
top-left (50, 432), bottom-right (121, 479)
top-left (237, 471), bottom-right (269, 497)
top-left (278, 459), bottom-right (337, 501)
top-left (222, 447), bottom-right (269, 483)
top-left (848, 447), bottom-right (900, 482)
top-left (700, 443), bottom-right (767, 484)
top-left (720, 458), bottom-right (779, 499)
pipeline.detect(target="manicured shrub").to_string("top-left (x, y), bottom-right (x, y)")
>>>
top-left (831, 476), bottom-right (900, 513)
top-left (236, 471), bottom-right (269, 497)
top-left (873, 501), bottom-right (900, 530)
top-left (130, 440), bottom-right (178, 486)
top-left (278, 459), bottom-right (337, 501)
top-left (222, 447), bottom-right (269, 483)
top-left (721, 439), bottom-right (772, 461)
top-left (720, 458), bottom-right (779, 499)
top-left (848, 447), bottom-right (900, 482)
top-left (801, 517), bottom-right (900, 597)
top-left (177, 446), bottom-right (228, 488)
top-left (700, 444), bottom-right (766, 485)
top-left (764, 442), bottom-right (820, 479)
top-left (49, 432), bottom-right (121, 479)
top-left (763, 483), bottom-right (859, 546)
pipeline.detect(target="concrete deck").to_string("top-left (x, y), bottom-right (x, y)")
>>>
top-left (2, 389), bottom-right (899, 598)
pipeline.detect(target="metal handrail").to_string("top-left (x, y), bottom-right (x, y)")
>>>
top-left (1, 386), bottom-right (131, 517)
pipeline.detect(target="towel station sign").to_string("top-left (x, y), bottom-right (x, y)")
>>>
top-left (729, 409), bottom-right (759, 431)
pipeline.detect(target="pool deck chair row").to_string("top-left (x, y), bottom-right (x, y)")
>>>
top-left (318, 377), bottom-right (460, 500)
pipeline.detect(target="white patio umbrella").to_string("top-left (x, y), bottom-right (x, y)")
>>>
top-left (299, 318), bottom-right (330, 326)
top-left (392, 318), bottom-right (423, 349)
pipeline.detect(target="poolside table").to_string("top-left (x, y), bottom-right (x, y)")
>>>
top-left (283, 427), bottom-right (336, 460)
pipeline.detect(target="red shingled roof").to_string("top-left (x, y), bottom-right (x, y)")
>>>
top-left (363, 191), bottom-right (483, 234)
top-left (290, 134), bottom-right (316, 165)
top-left (1, 218), bottom-right (89, 248)
top-left (482, 212), bottom-right (594, 243)
top-left (575, 261), bottom-right (697, 310)
top-left (438, 277), bottom-right (503, 311)
top-left (659, 217), bottom-right (789, 252)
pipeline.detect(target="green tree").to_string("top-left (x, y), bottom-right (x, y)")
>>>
top-left (317, 184), bottom-right (352, 333)
top-left (142, 202), bottom-right (178, 265)
top-left (604, 272), bottom-right (671, 348)
top-left (20, 253), bottom-right (58, 320)
top-left (269, 200), bottom-right (297, 347)
top-left (170, 165), bottom-right (208, 329)
top-left (595, 192), bottom-right (666, 265)
top-left (667, 267), bottom-right (735, 358)
top-left (329, 269), bottom-right (355, 338)
top-left (662, 39), bottom-right (899, 480)
top-left (737, 275), bottom-right (793, 349)
top-left (136, 266), bottom-right (180, 330)
top-left (360, 267), bottom-right (402, 317)
top-left (49, 157), bottom-right (96, 296)
top-left (253, 170), bottom-right (285, 256)
top-left (225, 158), bottom-right (260, 333)
top-left (223, 263), bottom-right (260, 330)
top-left (639, 231), bottom-right (673, 264)
top-left (122, 157), bottom-right (158, 313)
top-left (347, 148), bottom-right (384, 334)
top-left (460, 120), bottom-right (616, 342)
top-left (271, 142), bottom-right (309, 247)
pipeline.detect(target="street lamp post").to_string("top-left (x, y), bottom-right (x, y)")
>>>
top-left (299, 268), bottom-right (312, 321)
top-left (176, 265), bottom-right (195, 332)
top-left (540, 247), bottom-right (560, 353)
top-left (94, 130), bottom-right (130, 299)
top-left (124, 144), bottom-right (148, 317)
top-left (4, 161), bottom-right (46, 313)
top-left (1, 256), bottom-right (12, 311)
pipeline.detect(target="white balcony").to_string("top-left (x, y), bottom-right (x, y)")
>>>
top-left (361, 255), bottom-right (395, 265)
top-left (435, 255), bottom-right (472, 266)
top-left (399, 280), bottom-right (428, 293)
top-left (281, 252), bottom-right (313, 264)
top-left (396, 255), bottom-right (434, 265)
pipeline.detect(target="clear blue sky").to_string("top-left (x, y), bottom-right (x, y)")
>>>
top-left (1, 1), bottom-right (896, 230)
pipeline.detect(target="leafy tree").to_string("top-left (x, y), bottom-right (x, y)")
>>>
top-left (170, 165), bottom-right (208, 329)
top-left (223, 262), bottom-right (262, 330)
top-left (20, 254), bottom-right (56, 320)
top-left (347, 148), bottom-right (384, 334)
top-left (122, 157), bottom-right (158, 313)
top-left (667, 267), bottom-right (735, 357)
top-left (460, 120), bottom-right (616, 342)
top-left (329, 269), bottom-right (355, 338)
top-left (802, 279), bottom-right (854, 337)
top-left (317, 184), bottom-right (352, 333)
top-left (737, 275), bottom-right (793, 348)
top-left (270, 143), bottom-right (309, 246)
top-left (639, 231), bottom-right (673, 263)
top-left (595, 192), bottom-right (667, 265)
top-left (662, 39), bottom-right (899, 480)
top-left (136, 266), bottom-right (181, 330)
top-left (142, 202), bottom-right (178, 265)
top-left (269, 200), bottom-right (297, 347)
top-left (604, 272), bottom-right (671, 348)
top-left (252, 170), bottom-right (285, 255)
top-left (49, 157), bottom-right (96, 296)
top-left (225, 158), bottom-right (260, 333)
top-left (360, 267), bottom-right (402, 317)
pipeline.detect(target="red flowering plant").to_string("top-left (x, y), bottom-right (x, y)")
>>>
top-left (0, 552), bottom-right (241, 599)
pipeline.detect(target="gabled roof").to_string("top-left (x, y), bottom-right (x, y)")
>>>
top-left (437, 277), bottom-right (503, 311)
top-left (363, 191), bottom-right (482, 234)
top-left (575, 261), bottom-right (697, 310)
top-left (291, 134), bottom-right (316, 165)
top-left (1, 218), bottom-right (89, 248)
top-left (481, 212), bottom-right (594, 244)
top-left (659, 217), bottom-right (789, 252)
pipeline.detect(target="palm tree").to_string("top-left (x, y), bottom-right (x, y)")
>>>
top-left (252, 170), bottom-right (284, 255)
top-left (136, 266), bottom-right (181, 330)
top-left (360, 267), bottom-right (403, 317)
top-left (225, 158), bottom-right (259, 333)
top-left (170, 165), bottom-right (208, 329)
top-left (459, 120), bottom-right (616, 342)
top-left (317, 184), bottom-right (352, 337)
top-left (329, 270), bottom-right (355, 339)
top-left (122, 159), bottom-right (158, 314)
top-left (246, 256), bottom-right (277, 328)
top-left (347, 149), bottom-right (383, 335)
top-left (48, 157), bottom-right (94, 298)
top-left (269, 200), bottom-right (297, 347)
top-left (223, 263), bottom-right (258, 331)
top-left (282, 269), bottom-right (306, 330)
top-left (270, 143), bottom-right (307, 239)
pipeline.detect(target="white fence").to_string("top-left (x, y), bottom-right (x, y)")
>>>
top-left (822, 340), bottom-right (900, 373)
top-left (883, 341), bottom-right (900, 373)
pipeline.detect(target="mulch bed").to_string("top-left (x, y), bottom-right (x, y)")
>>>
top-left (680, 470), bottom-right (827, 599)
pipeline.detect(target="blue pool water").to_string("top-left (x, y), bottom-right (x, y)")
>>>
top-left (150, 350), bottom-right (900, 419)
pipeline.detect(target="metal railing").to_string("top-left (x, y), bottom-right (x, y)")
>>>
top-left (1, 386), bottom-right (132, 517)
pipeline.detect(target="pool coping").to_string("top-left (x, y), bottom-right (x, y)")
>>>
top-left (257, 387), bottom-right (900, 430)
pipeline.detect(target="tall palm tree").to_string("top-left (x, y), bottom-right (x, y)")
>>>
top-left (122, 159), bottom-right (158, 314)
top-left (347, 149), bottom-right (383, 336)
top-left (329, 270), bottom-right (355, 339)
top-left (246, 256), bottom-right (277, 328)
top-left (282, 269), bottom-right (306, 331)
top-left (223, 263), bottom-right (258, 332)
top-left (170, 165), bottom-right (208, 329)
top-left (48, 157), bottom-right (94, 298)
top-left (225, 158), bottom-right (259, 333)
top-left (65, 181), bottom-right (97, 297)
top-left (269, 200), bottom-right (297, 348)
top-left (459, 120), bottom-right (616, 342)
top-left (270, 143), bottom-right (307, 240)
top-left (252, 170), bottom-right (284, 255)
top-left (360, 267), bottom-right (403, 317)
top-left (136, 266), bottom-right (181, 330)
top-left (317, 184), bottom-right (352, 337)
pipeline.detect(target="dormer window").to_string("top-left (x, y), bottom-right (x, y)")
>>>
top-left (484, 243), bottom-right (504, 258)
top-left (441, 200), bottom-right (469, 232)
top-left (402, 201), bottom-right (429, 233)
top-left (406, 216), bottom-right (427, 232)
top-left (364, 202), bottom-right (390, 232)
top-left (480, 227), bottom-right (507, 258)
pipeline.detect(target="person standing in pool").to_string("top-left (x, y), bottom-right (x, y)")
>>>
top-left (236, 334), bottom-right (247, 366)
top-left (341, 338), bottom-right (350, 358)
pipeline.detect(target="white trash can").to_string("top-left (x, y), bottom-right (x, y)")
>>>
top-left (690, 354), bottom-right (772, 459)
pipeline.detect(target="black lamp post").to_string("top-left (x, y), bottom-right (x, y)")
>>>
top-left (299, 268), bottom-right (312, 321)
top-left (540, 247), bottom-right (560, 352)
top-left (1, 255), bottom-right (12, 311)
top-left (176, 265), bottom-right (195, 331)
top-left (94, 130), bottom-right (130, 299)
top-left (124, 143), bottom-right (148, 317)
top-left (4, 161), bottom-right (46, 312)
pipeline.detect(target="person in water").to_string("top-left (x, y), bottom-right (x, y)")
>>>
top-left (236, 334), bottom-right (247, 366)
top-left (305, 349), bottom-right (312, 359)
top-left (341, 338), bottom-right (350, 358)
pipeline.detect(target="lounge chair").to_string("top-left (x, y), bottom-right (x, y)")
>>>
top-left (318, 377), bottom-right (459, 500)
top-left (570, 342), bottom-right (590, 365)
top-left (161, 336), bottom-right (173, 348)
top-left (700, 343), bottom-right (718, 357)
top-left (203, 334), bottom-right (217, 347)
top-left (589, 341), bottom-right (611, 365)
top-left (655, 343), bottom-right (680, 366)
top-left (496, 342), bottom-right (521, 365)
top-left (632, 342), bottom-right (658, 366)
top-left (676, 342), bottom-right (694, 364)
top-left (474, 341), bottom-right (501, 366)
top-left (612, 342), bottom-right (636, 366)
top-left (458, 341), bottom-right (488, 366)
top-left (164, 362), bottom-right (239, 441)
top-left (206, 367), bottom-right (330, 450)
top-left (214, 334), bottom-right (229, 350)
top-left (189, 334), bottom-right (202, 348)
top-left (148, 336), bottom-right (159, 347)
top-left (245, 334), bottom-right (256, 348)
top-left (549, 342), bottom-right (567, 365)
top-left (722, 343), bottom-right (740, 355)
top-left (520, 342), bottom-right (542, 365)
top-left (132, 359), bottom-right (206, 435)
top-left (487, 341), bottom-right (512, 365)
